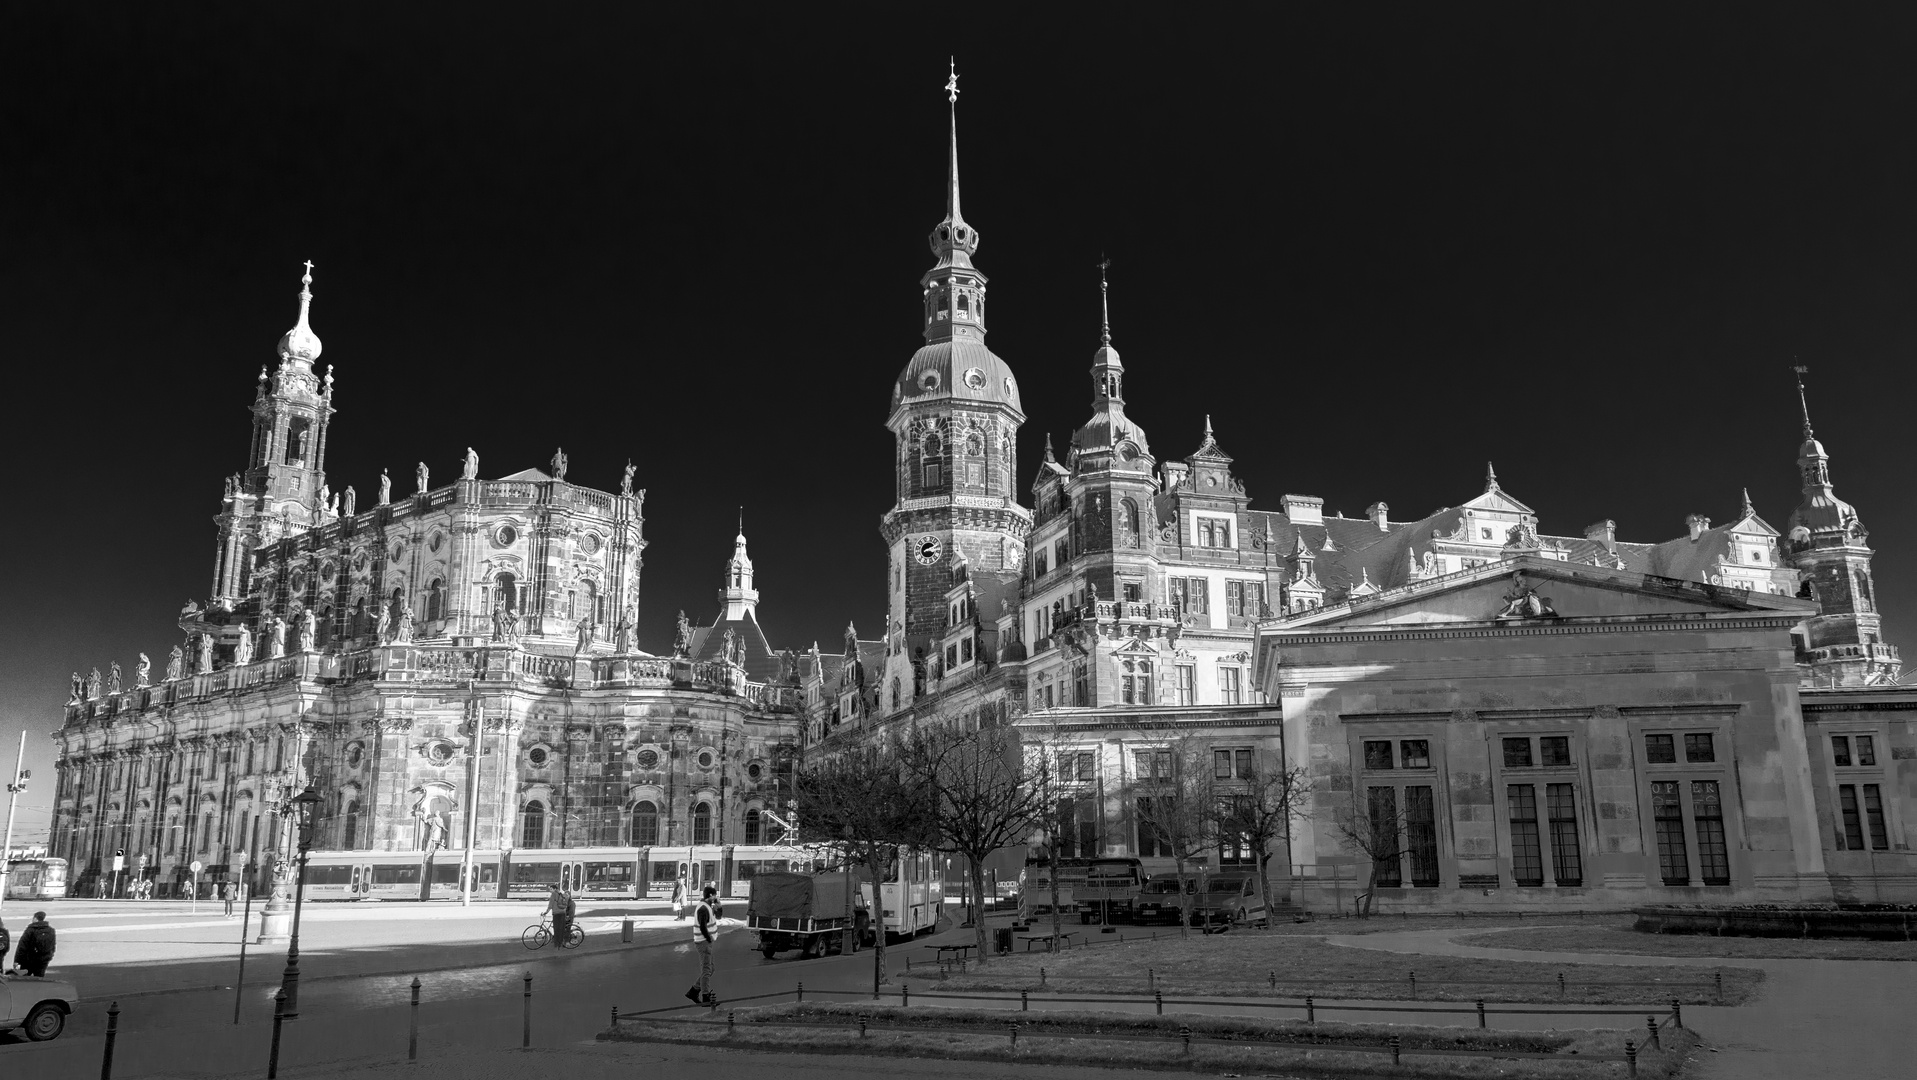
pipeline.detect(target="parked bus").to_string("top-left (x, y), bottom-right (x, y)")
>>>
top-left (3, 858), bottom-right (69, 901)
top-left (865, 848), bottom-right (941, 941)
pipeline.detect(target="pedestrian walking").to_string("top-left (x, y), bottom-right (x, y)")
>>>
top-left (221, 879), bottom-right (235, 917)
top-left (546, 883), bottom-right (575, 944)
top-left (670, 870), bottom-right (687, 920)
top-left (0, 916), bottom-right (10, 966)
top-left (684, 885), bottom-right (719, 1005)
top-left (13, 911), bottom-right (55, 977)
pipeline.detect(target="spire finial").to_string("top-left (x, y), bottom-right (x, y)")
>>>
top-left (1204, 414), bottom-right (1214, 438)
top-left (945, 59), bottom-right (962, 224)
top-left (1098, 255), bottom-right (1112, 347)
top-left (277, 259), bottom-right (323, 364)
top-left (1740, 487), bottom-right (1754, 517)
top-left (1485, 461), bottom-right (1499, 492)
top-left (1793, 363), bottom-right (1813, 439)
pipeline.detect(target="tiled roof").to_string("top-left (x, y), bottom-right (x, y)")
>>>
top-left (684, 611), bottom-right (782, 683)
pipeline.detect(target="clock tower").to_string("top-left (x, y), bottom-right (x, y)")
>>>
top-left (880, 65), bottom-right (1030, 697)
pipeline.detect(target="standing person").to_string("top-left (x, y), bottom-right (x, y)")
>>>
top-left (0, 916), bottom-right (10, 970)
top-left (221, 879), bottom-right (235, 917)
top-left (14, 911), bottom-right (55, 977)
top-left (684, 885), bottom-right (719, 1004)
top-left (546, 884), bottom-right (574, 945)
top-left (670, 870), bottom-right (688, 920)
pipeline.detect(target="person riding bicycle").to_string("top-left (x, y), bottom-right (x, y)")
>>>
top-left (546, 884), bottom-right (576, 944)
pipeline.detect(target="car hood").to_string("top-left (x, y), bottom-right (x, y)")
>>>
top-left (1, 975), bottom-right (79, 1001)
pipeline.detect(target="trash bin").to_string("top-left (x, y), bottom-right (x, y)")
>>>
top-left (994, 926), bottom-right (1015, 955)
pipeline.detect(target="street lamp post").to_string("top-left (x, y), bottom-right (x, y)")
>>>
top-left (277, 784), bottom-right (321, 1019)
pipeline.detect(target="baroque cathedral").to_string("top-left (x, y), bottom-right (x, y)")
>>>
top-left (53, 78), bottom-right (1916, 908)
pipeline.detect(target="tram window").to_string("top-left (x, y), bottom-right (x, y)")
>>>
top-left (584, 862), bottom-right (632, 888)
top-left (305, 865), bottom-right (354, 885)
top-left (649, 861), bottom-right (677, 885)
top-left (511, 862), bottom-right (561, 885)
top-left (431, 863), bottom-right (462, 884)
top-left (372, 865), bottom-right (421, 885)
top-left (478, 865), bottom-right (498, 885)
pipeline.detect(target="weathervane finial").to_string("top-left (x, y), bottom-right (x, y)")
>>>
top-left (946, 57), bottom-right (959, 104)
top-left (1792, 363), bottom-right (1814, 439)
top-left (1097, 255), bottom-right (1112, 347)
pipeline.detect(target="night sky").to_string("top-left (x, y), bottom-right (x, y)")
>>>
top-left (5, 6), bottom-right (1915, 839)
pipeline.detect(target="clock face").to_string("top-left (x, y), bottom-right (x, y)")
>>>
top-left (1004, 544), bottom-right (1023, 570)
top-left (916, 536), bottom-right (943, 565)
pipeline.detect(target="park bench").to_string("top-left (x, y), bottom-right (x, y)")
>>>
top-left (1022, 931), bottom-right (1076, 952)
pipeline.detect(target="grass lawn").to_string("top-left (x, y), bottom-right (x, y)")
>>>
top-left (1457, 919), bottom-right (1917, 961)
top-left (605, 1002), bottom-right (1696, 1079)
top-left (933, 931), bottom-right (1759, 1004)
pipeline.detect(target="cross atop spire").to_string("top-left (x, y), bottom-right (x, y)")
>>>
top-left (277, 259), bottom-right (323, 367)
top-left (946, 56), bottom-right (959, 104)
top-left (1793, 364), bottom-right (1814, 440)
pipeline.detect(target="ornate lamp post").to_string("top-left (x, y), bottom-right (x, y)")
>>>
top-left (277, 784), bottom-right (321, 1019)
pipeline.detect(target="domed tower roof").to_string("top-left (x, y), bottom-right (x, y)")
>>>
top-left (1786, 367), bottom-right (1865, 540)
top-left (277, 260), bottom-right (323, 370)
top-left (894, 339), bottom-right (1023, 415)
top-left (1069, 260), bottom-right (1152, 466)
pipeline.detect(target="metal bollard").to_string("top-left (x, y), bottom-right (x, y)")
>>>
top-left (1390, 1035), bottom-right (1401, 1065)
top-left (1021, 989), bottom-right (1029, 1011)
top-left (797, 981), bottom-right (804, 1002)
top-left (858, 1013), bottom-right (868, 1039)
top-left (1009, 1021), bottom-right (1018, 1046)
top-left (1148, 967), bottom-right (1154, 991)
top-left (728, 1011), bottom-right (735, 1034)
top-left (100, 1001), bottom-right (120, 1080)
top-left (622, 918), bottom-right (633, 943)
top-left (522, 972), bottom-right (532, 1049)
top-left (1269, 970), bottom-right (1276, 989)
top-left (410, 978), bottom-right (422, 1061)
top-left (1625, 1038), bottom-right (1638, 1077)
top-left (268, 990), bottom-right (287, 1080)
top-left (902, 983), bottom-right (910, 1007)
top-left (1306, 995), bottom-right (1315, 1024)
top-left (1180, 1025), bottom-right (1192, 1054)
top-left (1156, 990), bottom-right (1164, 1015)
top-left (1647, 1016), bottom-right (1661, 1051)
top-left (1671, 999), bottom-right (1683, 1029)
top-left (1040, 966), bottom-right (1047, 987)
top-left (1409, 970), bottom-right (1417, 999)
top-left (1714, 972), bottom-right (1723, 1001)
top-left (1558, 972), bottom-right (1566, 997)
top-left (1476, 999), bottom-right (1486, 1029)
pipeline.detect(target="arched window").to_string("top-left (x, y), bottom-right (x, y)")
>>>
top-left (631, 801), bottom-right (658, 846)
top-left (922, 435), bottom-right (943, 489)
top-left (165, 815), bottom-right (179, 855)
top-left (745, 808), bottom-right (762, 845)
top-left (342, 799), bottom-right (360, 849)
top-left (520, 801), bottom-right (545, 849)
top-left (692, 801), bottom-right (712, 846)
top-left (235, 810), bottom-right (249, 853)
top-left (496, 572), bottom-right (518, 613)
top-left (426, 579), bottom-right (445, 622)
top-left (199, 812), bottom-right (214, 853)
top-left (1122, 498), bottom-right (1141, 536)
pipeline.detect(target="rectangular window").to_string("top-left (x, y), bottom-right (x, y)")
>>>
top-left (1184, 578), bottom-right (1209, 615)
top-left (1540, 736), bottom-right (1571, 767)
top-left (1218, 666), bottom-right (1242, 704)
top-left (1685, 733), bottom-right (1715, 763)
top-left (1692, 781), bottom-right (1729, 885)
top-left (1236, 749), bottom-right (1253, 778)
top-left (1076, 751), bottom-right (1096, 782)
top-left (1832, 736), bottom-right (1852, 766)
top-left (1839, 784), bottom-right (1866, 850)
top-left (1367, 786), bottom-right (1401, 888)
top-left (1863, 784), bottom-right (1890, 850)
top-left (1645, 734), bottom-right (1676, 763)
top-left (967, 463), bottom-right (984, 487)
top-left (1857, 736), bottom-right (1877, 766)
top-left (924, 462), bottom-right (942, 488)
top-left (1405, 785), bottom-right (1438, 887)
top-left (1197, 518), bottom-right (1232, 548)
top-left (1502, 738), bottom-right (1533, 768)
top-left (1400, 739), bottom-right (1430, 769)
top-left (1073, 661), bottom-right (1089, 707)
top-left (1175, 664), bottom-right (1195, 706)
top-left (1547, 783), bottom-right (1582, 886)
top-left (1214, 750), bottom-right (1233, 780)
top-left (1168, 578), bottom-right (1185, 612)
top-left (1508, 784), bottom-right (1544, 886)
top-left (1226, 580), bottom-right (1245, 617)
top-left (1137, 797), bottom-right (1172, 858)
top-left (1652, 781), bottom-right (1689, 885)
top-left (1363, 740), bottom-right (1394, 770)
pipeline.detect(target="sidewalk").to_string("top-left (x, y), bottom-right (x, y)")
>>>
top-left (1325, 924), bottom-right (1913, 1080)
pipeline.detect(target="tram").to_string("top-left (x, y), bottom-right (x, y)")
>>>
top-left (3, 857), bottom-right (69, 901)
top-left (868, 848), bottom-right (942, 941)
top-left (294, 844), bottom-right (812, 901)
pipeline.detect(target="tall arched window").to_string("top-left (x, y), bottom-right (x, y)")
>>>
top-left (235, 810), bottom-right (249, 854)
top-left (426, 579), bottom-right (445, 622)
top-left (342, 799), bottom-right (360, 849)
top-left (496, 572), bottom-right (518, 613)
top-left (692, 801), bottom-right (713, 846)
top-left (745, 808), bottom-right (762, 845)
top-left (164, 815), bottom-right (179, 855)
top-left (199, 812), bottom-right (214, 853)
top-left (922, 435), bottom-right (943, 489)
top-left (632, 801), bottom-right (658, 846)
top-left (1122, 498), bottom-right (1141, 537)
top-left (520, 801), bottom-right (545, 849)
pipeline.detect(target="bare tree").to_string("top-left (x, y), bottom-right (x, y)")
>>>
top-left (902, 717), bottom-right (1047, 962)
top-left (797, 738), bottom-right (938, 993)
top-left (1208, 747), bottom-right (1309, 928)
top-left (1123, 734), bottom-right (1216, 938)
top-left (1330, 786), bottom-right (1412, 918)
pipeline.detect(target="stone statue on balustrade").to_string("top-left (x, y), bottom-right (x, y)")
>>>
top-left (69, 672), bottom-right (82, 703)
top-left (620, 460), bottom-right (635, 496)
top-left (342, 485), bottom-right (356, 517)
top-left (613, 605), bottom-right (635, 653)
top-left (550, 447), bottom-right (568, 481)
top-left (234, 625), bottom-right (254, 666)
top-left (378, 468), bottom-right (391, 506)
top-left (165, 646), bottom-right (183, 682)
top-left (575, 617), bottom-right (595, 656)
top-left (135, 652), bottom-right (151, 688)
top-left (672, 610), bottom-right (693, 658)
top-left (375, 602), bottom-right (391, 644)
top-left (491, 601), bottom-right (519, 644)
top-left (106, 661), bottom-right (121, 694)
top-left (394, 602), bottom-right (415, 644)
top-left (296, 608), bottom-right (316, 652)
top-left (85, 668), bottom-right (101, 699)
top-left (463, 447), bottom-right (479, 480)
top-left (267, 615), bottom-right (286, 658)
top-left (722, 627), bottom-right (738, 666)
top-left (196, 634), bottom-right (213, 673)
top-left (416, 461), bottom-right (429, 494)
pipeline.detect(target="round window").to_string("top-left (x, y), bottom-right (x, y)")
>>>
top-left (635, 748), bottom-right (659, 769)
top-left (426, 742), bottom-right (453, 766)
top-left (697, 749), bottom-right (715, 770)
top-left (962, 366), bottom-right (986, 390)
top-left (344, 742), bottom-right (364, 768)
top-left (747, 762), bottom-right (763, 781)
top-left (919, 371), bottom-right (941, 391)
top-left (428, 531), bottom-right (444, 553)
top-left (528, 746), bottom-right (549, 768)
top-left (496, 525), bottom-right (518, 547)
top-left (582, 533), bottom-right (602, 555)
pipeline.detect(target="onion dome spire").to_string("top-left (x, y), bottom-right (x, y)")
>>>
top-left (276, 260), bottom-right (323, 369)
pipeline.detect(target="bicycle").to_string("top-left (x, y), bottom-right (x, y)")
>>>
top-left (522, 918), bottom-right (585, 950)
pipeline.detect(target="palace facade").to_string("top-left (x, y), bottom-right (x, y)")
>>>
top-left (53, 84), bottom-right (1916, 909)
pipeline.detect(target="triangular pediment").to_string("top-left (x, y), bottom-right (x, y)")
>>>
top-left (494, 468), bottom-right (553, 482)
top-left (1461, 487), bottom-right (1536, 516)
top-left (1269, 555), bottom-right (1815, 630)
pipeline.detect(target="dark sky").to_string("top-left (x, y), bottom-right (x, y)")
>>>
top-left (5, 5), bottom-right (1915, 836)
